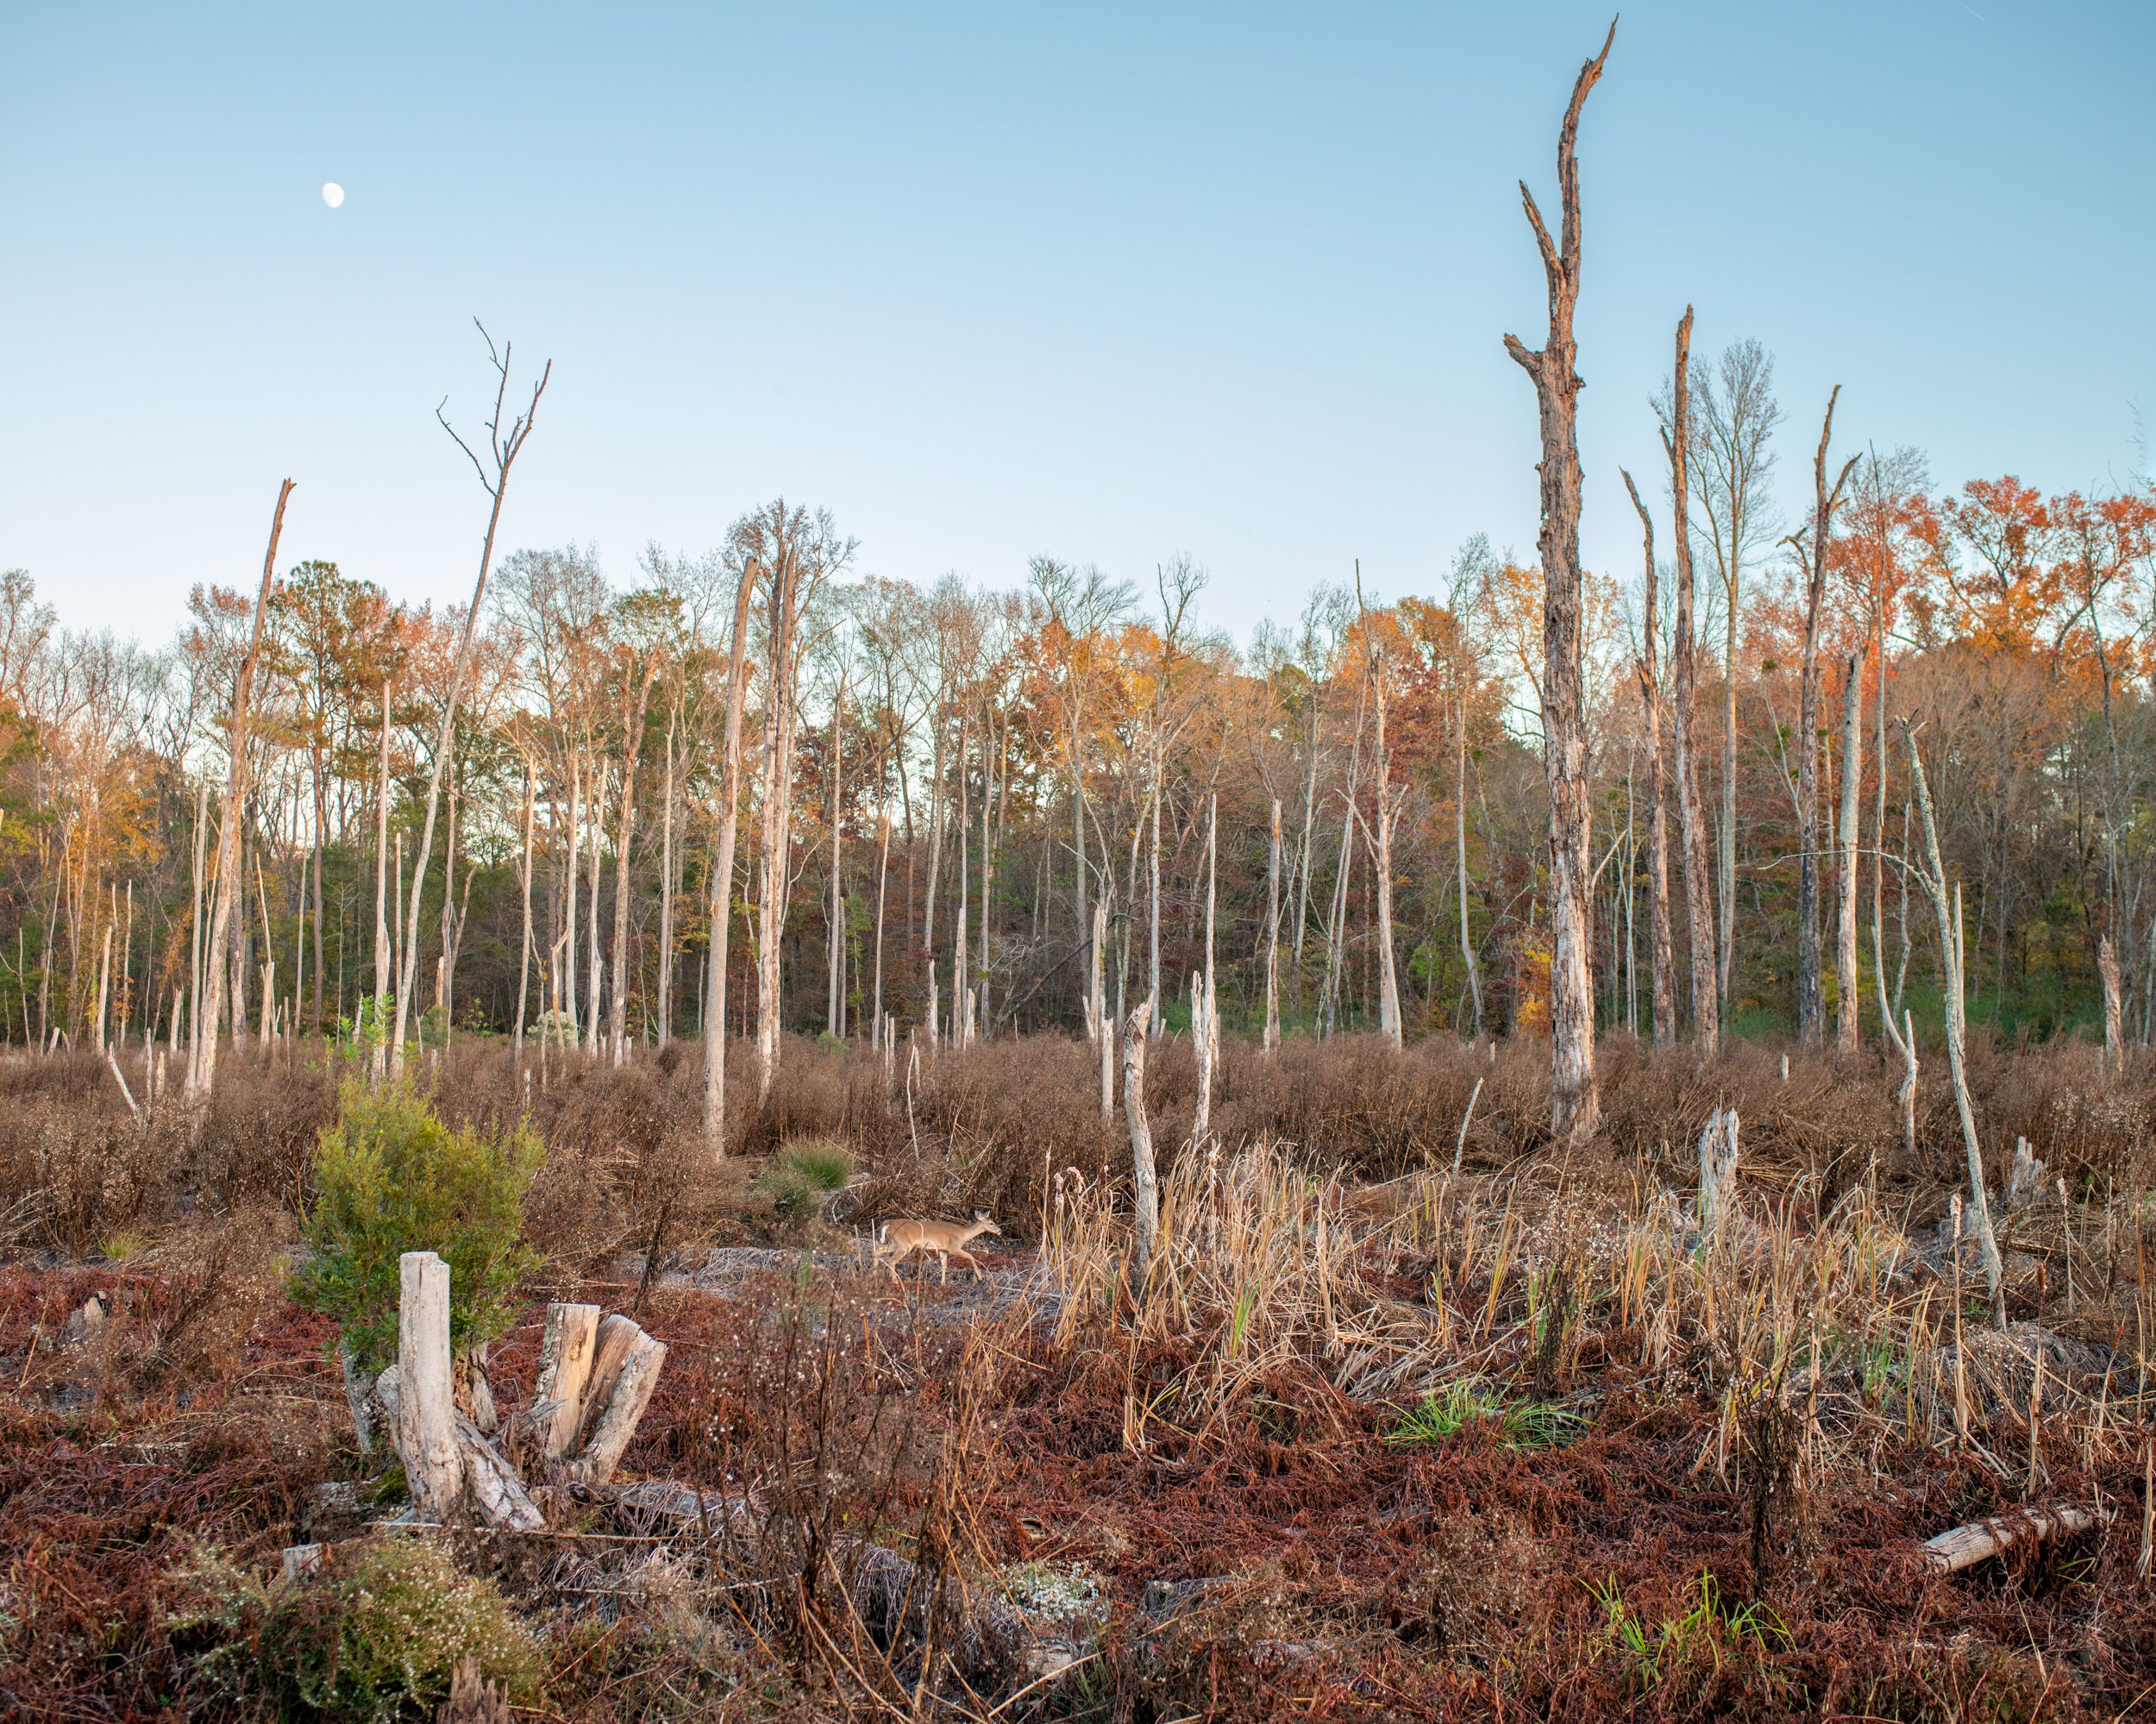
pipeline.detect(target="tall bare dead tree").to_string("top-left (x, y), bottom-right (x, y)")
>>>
top-left (1194, 791), bottom-right (1219, 1135)
top-left (513, 758), bottom-right (535, 1058)
top-left (1787, 387), bottom-right (1857, 1046)
top-left (1504, 22), bottom-right (1614, 1141)
top-left (1905, 724), bottom-right (2006, 1328)
top-left (827, 668), bottom-right (849, 1039)
top-left (656, 717), bottom-right (676, 1045)
top-left (189, 478), bottom-right (292, 1100)
top-left (1620, 468), bottom-right (1675, 1048)
top-left (1662, 309), bottom-right (1720, 1052)
top-left (392, 324), bottom-right (548, 1078)
top-left (1356, 573), bottom-right (1406, 1048)
top-left (702, 555), bottom-right (759, 1156)
top-left (1262, 795), bottom-right (1282, 1050)
top-left (1835, 646), bottom-right (1864, 1052)
top-left (1455, 692), bottom-right (1486, 1038)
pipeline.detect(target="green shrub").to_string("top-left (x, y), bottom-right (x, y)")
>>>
top-left (337, 993), bottom-right (392, 1056)
top-left (754, 1138), bottom-right (854, 1219)
top-left (173, 1535), bottom-right (542, 1722)
top-left (291, 1081), bottom-right (542, 1372)
top-left (525, 1007), bottom-right (577, 1042)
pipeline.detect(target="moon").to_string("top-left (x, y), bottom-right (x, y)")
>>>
top-left (322, 182), bottom-right (345, 209)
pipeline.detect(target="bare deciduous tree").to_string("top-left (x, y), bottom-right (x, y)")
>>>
top-left (703, 555), bottom-right (758, 1155)
top-left (1686, 337), bottom-right (1783, 1015)
top-left (392, 325), bottom-right (548, 1078)
top-left (736, 501), bottom-right (854, 1094)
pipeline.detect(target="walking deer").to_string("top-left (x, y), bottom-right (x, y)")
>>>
top-left (874, 1211), bottom-right (1001, 1283)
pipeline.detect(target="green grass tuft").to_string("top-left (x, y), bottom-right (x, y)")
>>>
top-left (755, 1138), bottom-right (855, 1219)
top-left (1388, 1379), bottom-right (1585, 1451)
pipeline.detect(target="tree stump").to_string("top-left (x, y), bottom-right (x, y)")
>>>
top-left (527, 1302), bottom-right (667, 1484)
top-left (396, 1252), bottom-right (464, 1524)
top-left (1696, 1107), bottom-right (1740, 1235)
top-left (370, 1253), bottom-right (548, 1532)
top-left (358, 1265), bottom-right (662, 1531)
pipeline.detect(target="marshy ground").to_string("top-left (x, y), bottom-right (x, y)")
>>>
top-left (3, 1030), bottom-right (2153, 1720)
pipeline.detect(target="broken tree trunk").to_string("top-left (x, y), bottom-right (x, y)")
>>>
top-left (569, 1315), bottom-right (667, 1484)
top-left (1503, 23), bottom-right (1614, 1143)
top-left (1125, 1000), bottom-right (1157, 1280)
top-left (1263, 796), bottom-right (1282, 1052)
top-left (342, 1346), bottom-right (379, 1457)
top-left (525, 1301), bottom-right (667, 1485)
top-left (368, 1257), bottom-right (592, 1533)
top-left (1696, 1106), bottom-right (1739, 1238)
top-left (2100, 934), bottom-right (2123, 1074)
top-left (1620, 467), bottom-right (1675, 1050)
top-left (1835, 647), bottom-right (1864, 1054)
top-left (532, 1301), bottom-right (602, 1458)
top-left (394, 1251), bottom-right (465, 1523)
top-left (2006, 1137), bottom-right (2048, 1212)
top-left (1792, 388), bottom-right (1856, 1047)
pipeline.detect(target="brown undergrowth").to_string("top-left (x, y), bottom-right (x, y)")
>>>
top-left (7, 1026), bottom-right (2151, 1258)
top-left (0, 1031), bottom-right (2152, 1718)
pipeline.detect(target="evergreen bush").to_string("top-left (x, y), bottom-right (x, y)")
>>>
top-left (291, 1081), bottom-right (542, 1372)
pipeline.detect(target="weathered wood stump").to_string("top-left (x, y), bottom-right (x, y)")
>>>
top-left (525, 1301), bottom-right (667, 1484)
top-left (304, 1261), bottom-right (667, 1556)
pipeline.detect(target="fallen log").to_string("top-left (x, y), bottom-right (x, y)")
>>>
top-left (1921, 1502), bottom-right (2102, 1573)
top-left (578, 1476), bottom-right (752, 1534)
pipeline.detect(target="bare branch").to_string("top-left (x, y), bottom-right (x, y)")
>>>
top-left (436, 397), bottom-right (495, 495)
top-left (1520, 182), bottom-right (1560, 285)
top-left (1554, 21), bottom-right (1617, 278)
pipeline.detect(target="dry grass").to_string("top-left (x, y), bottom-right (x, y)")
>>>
top-left (2, 1027), bottom-right (2154, 1718)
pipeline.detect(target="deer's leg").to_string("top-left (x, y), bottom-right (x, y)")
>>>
top-left (950, 1248), bottom-right (982, 1282)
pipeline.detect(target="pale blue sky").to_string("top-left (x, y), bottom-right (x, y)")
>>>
top-left (3, 2), bottom-right (2149, 643)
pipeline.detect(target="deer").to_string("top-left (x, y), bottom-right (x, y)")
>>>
top-left (873, 1211), bottom-right (1002, 1284)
